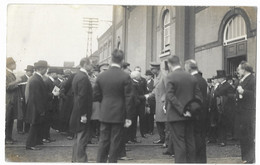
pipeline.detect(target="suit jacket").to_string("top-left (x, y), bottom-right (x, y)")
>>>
top-left (25, 73), bottom-right (48, 124)
top-left (69, 70), bottom-right (93, 133)
top-left (17, 74), bottom-right (29, 120)
top-left (44, 77), bottom-right (59, 112)
top-left (166, 68), bottom-right (202, 122)
top-left (237, 74), bottom-right (256, 111)
top-left (6, 70), bottom-right (18, 119)
top-left (93, 66), bottom-right (133, 123)
top-left (214, 81), bottom-right (234, 114)
top-left (150, 71), bottom-right (167, 122)
top-left (193, 73), bottom-right (208, 120)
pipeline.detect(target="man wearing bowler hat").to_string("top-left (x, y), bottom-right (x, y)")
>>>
top-left (214, 70), bottom-right (234, 147)
top-left (43, 67), bottom-right (59, 142)
top-left (17, 65), bottom-right (34, 135)
top-left (6, 57), bottom-right (21, 144)
top-left (25, 60), bottom-right (48, 150)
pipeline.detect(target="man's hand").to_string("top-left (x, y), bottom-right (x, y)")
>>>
top-left (144, 94), bottom-right (149, 100)
top-left (15, 77), bottom-right (22, 83)
top-left (124, 119), bottom-right (132, 128)
top-left (80, 115), bottom-right (87, 123)
top-left (183, 111), bottom-right (192, 117)
top-left (237, 86), bottom-right (244, 94)
top-left (163, 105), bottom-right (167, 114)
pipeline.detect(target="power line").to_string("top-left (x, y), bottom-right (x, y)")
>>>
top-left (82, 17), bottom-right (99, 57)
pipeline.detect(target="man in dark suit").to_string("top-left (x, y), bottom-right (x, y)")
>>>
top-left (145, 70), bottom-right (155, 135)
top-left (236, 61), bottom-right (255, 163)
top-left (43, 67), bottom-right (59, 143)
top-left (133, 66), bottom-right (148, 137)
top-left (165, 55), bottom-right (202, 163)
top-left (25, 60), bottom-right (48, 150)
top-left (17, 65), bottom-right (34, 134)
top-left (6, 57), bottom-right (21, 144)
top-left (69, 58), bottom-right (93, 162)
top-left (185, 59), bottom-right (208, 163)
top-left (214, 70), bottom-right (234, 147)
top-left (94, 49), bottom-right (133, 163)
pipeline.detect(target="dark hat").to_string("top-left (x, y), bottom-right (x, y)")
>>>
top-left (57, 68), bottom-right (64, 75)
top-left (48, 67), bottom-right (58, 74)
top-left (216, 70), bottom-right (226, 79)
top-left (98, 63), bottom-right (109, 70)
top-left (93, 65), bottom-right (100, 72)
top-left (34, 60), bottom-right (48, 69)
top-left (6, 57), bottom-right (15, 66)
top-left (150, 62), bottom-right (160, 68)
top-left (63, 69), bottom-right (72, 77)
top-left (226, 74), bottom-right (233, 80)
top-left (207, 78), bottom-right (212, 83)
top-left (145, 70), bottom-right (153, 76)
top-left (122, 62), bottom-right (130, 69)
top-left (25, 65), bottom-right (34, 71)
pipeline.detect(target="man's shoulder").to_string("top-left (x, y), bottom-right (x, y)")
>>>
top-left (98, 68), bottom-right (128, 80)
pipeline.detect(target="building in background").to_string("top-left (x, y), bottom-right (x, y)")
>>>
top-left (93, 6), bottom-right (257, 78)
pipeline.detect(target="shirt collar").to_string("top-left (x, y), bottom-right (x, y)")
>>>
top-left (48, 76), bottom-right (55, 82)
top-left (240, 72), bottom-right (251, 83)
top-left (80, 68), bottom-right (89, 76)
top-left (6, 68), bottom-right (13, 73)
top-left (172, 65), bottom-right (181, 72)
top-left (58, 78), bottom-right (63, 82)
top-left (35, 72), bottom-right (43, 78)
top-left (221, 80), bottom-right (226, 85)
top-left (133, 79), bottom-right (139, 83)
top-left (111, 63), bottom-right (121, 68)
top-left (25, 74), bottom-right (30, 79)
top-left (191, 70), bottom-right (199, 75)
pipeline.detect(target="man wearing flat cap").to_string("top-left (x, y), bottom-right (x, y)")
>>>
top-left (17, 65), bottom-right (34, 135)
top-left (6, 57), bottom-right (21, 144)
top-left (25, 60), bottom-right (48, 150)
top-left (145, 62), bottom-right (168, 145)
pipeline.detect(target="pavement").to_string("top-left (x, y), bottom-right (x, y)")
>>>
top-left (5, 120), bottom-right (243, 163)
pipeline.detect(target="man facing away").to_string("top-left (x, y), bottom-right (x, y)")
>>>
top-left (165, 55), bottom-right (202, 163)
top-left (69, 57), bottom-right (93, 162)
top-left (94, 49), bottom-right (133, 163)
top-left (184, 59), bottom-right (208, 163)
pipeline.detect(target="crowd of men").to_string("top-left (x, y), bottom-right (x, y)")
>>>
top-left (6, 49), bottom-right (255, 163)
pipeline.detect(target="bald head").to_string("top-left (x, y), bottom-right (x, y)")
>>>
top-left (130, 70), bottom-right (141, 80)
top-left (185, 59), bottom-right (198, 73)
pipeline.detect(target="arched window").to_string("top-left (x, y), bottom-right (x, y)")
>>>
top-left (162, 10), bottom-right (170, 52)
top-left (223, 15), bottom-right (247, 46)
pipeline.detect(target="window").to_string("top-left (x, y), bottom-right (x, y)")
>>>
top-left (223, 15), bottom-right (247, 46)
top-left (162, 10), bottom-right (170, 52)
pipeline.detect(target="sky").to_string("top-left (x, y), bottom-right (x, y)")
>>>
top-left (6, 4), bottom-right (113, 72)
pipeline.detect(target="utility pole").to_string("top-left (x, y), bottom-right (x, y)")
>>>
top-left (82, 17), bottom-right (98, 57)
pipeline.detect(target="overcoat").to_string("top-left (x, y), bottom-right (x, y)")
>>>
top-left (25, 73), bottom-right (48, 124)
top-left (151, 71), bottom-right (167, 122)
top-left (6, 70), bottom-right (18, 120)
top-left (69, 70), bottom-right (93, 133)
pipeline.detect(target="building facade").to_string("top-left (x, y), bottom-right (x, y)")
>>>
top-left (94, 6), bottom-right (257, 78)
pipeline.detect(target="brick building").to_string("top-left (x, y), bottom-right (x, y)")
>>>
top-left (95, 6), bottom-right (257, 78)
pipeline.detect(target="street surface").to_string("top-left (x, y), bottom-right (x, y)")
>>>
top-left (6, 120), bottom-right (242, 163)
